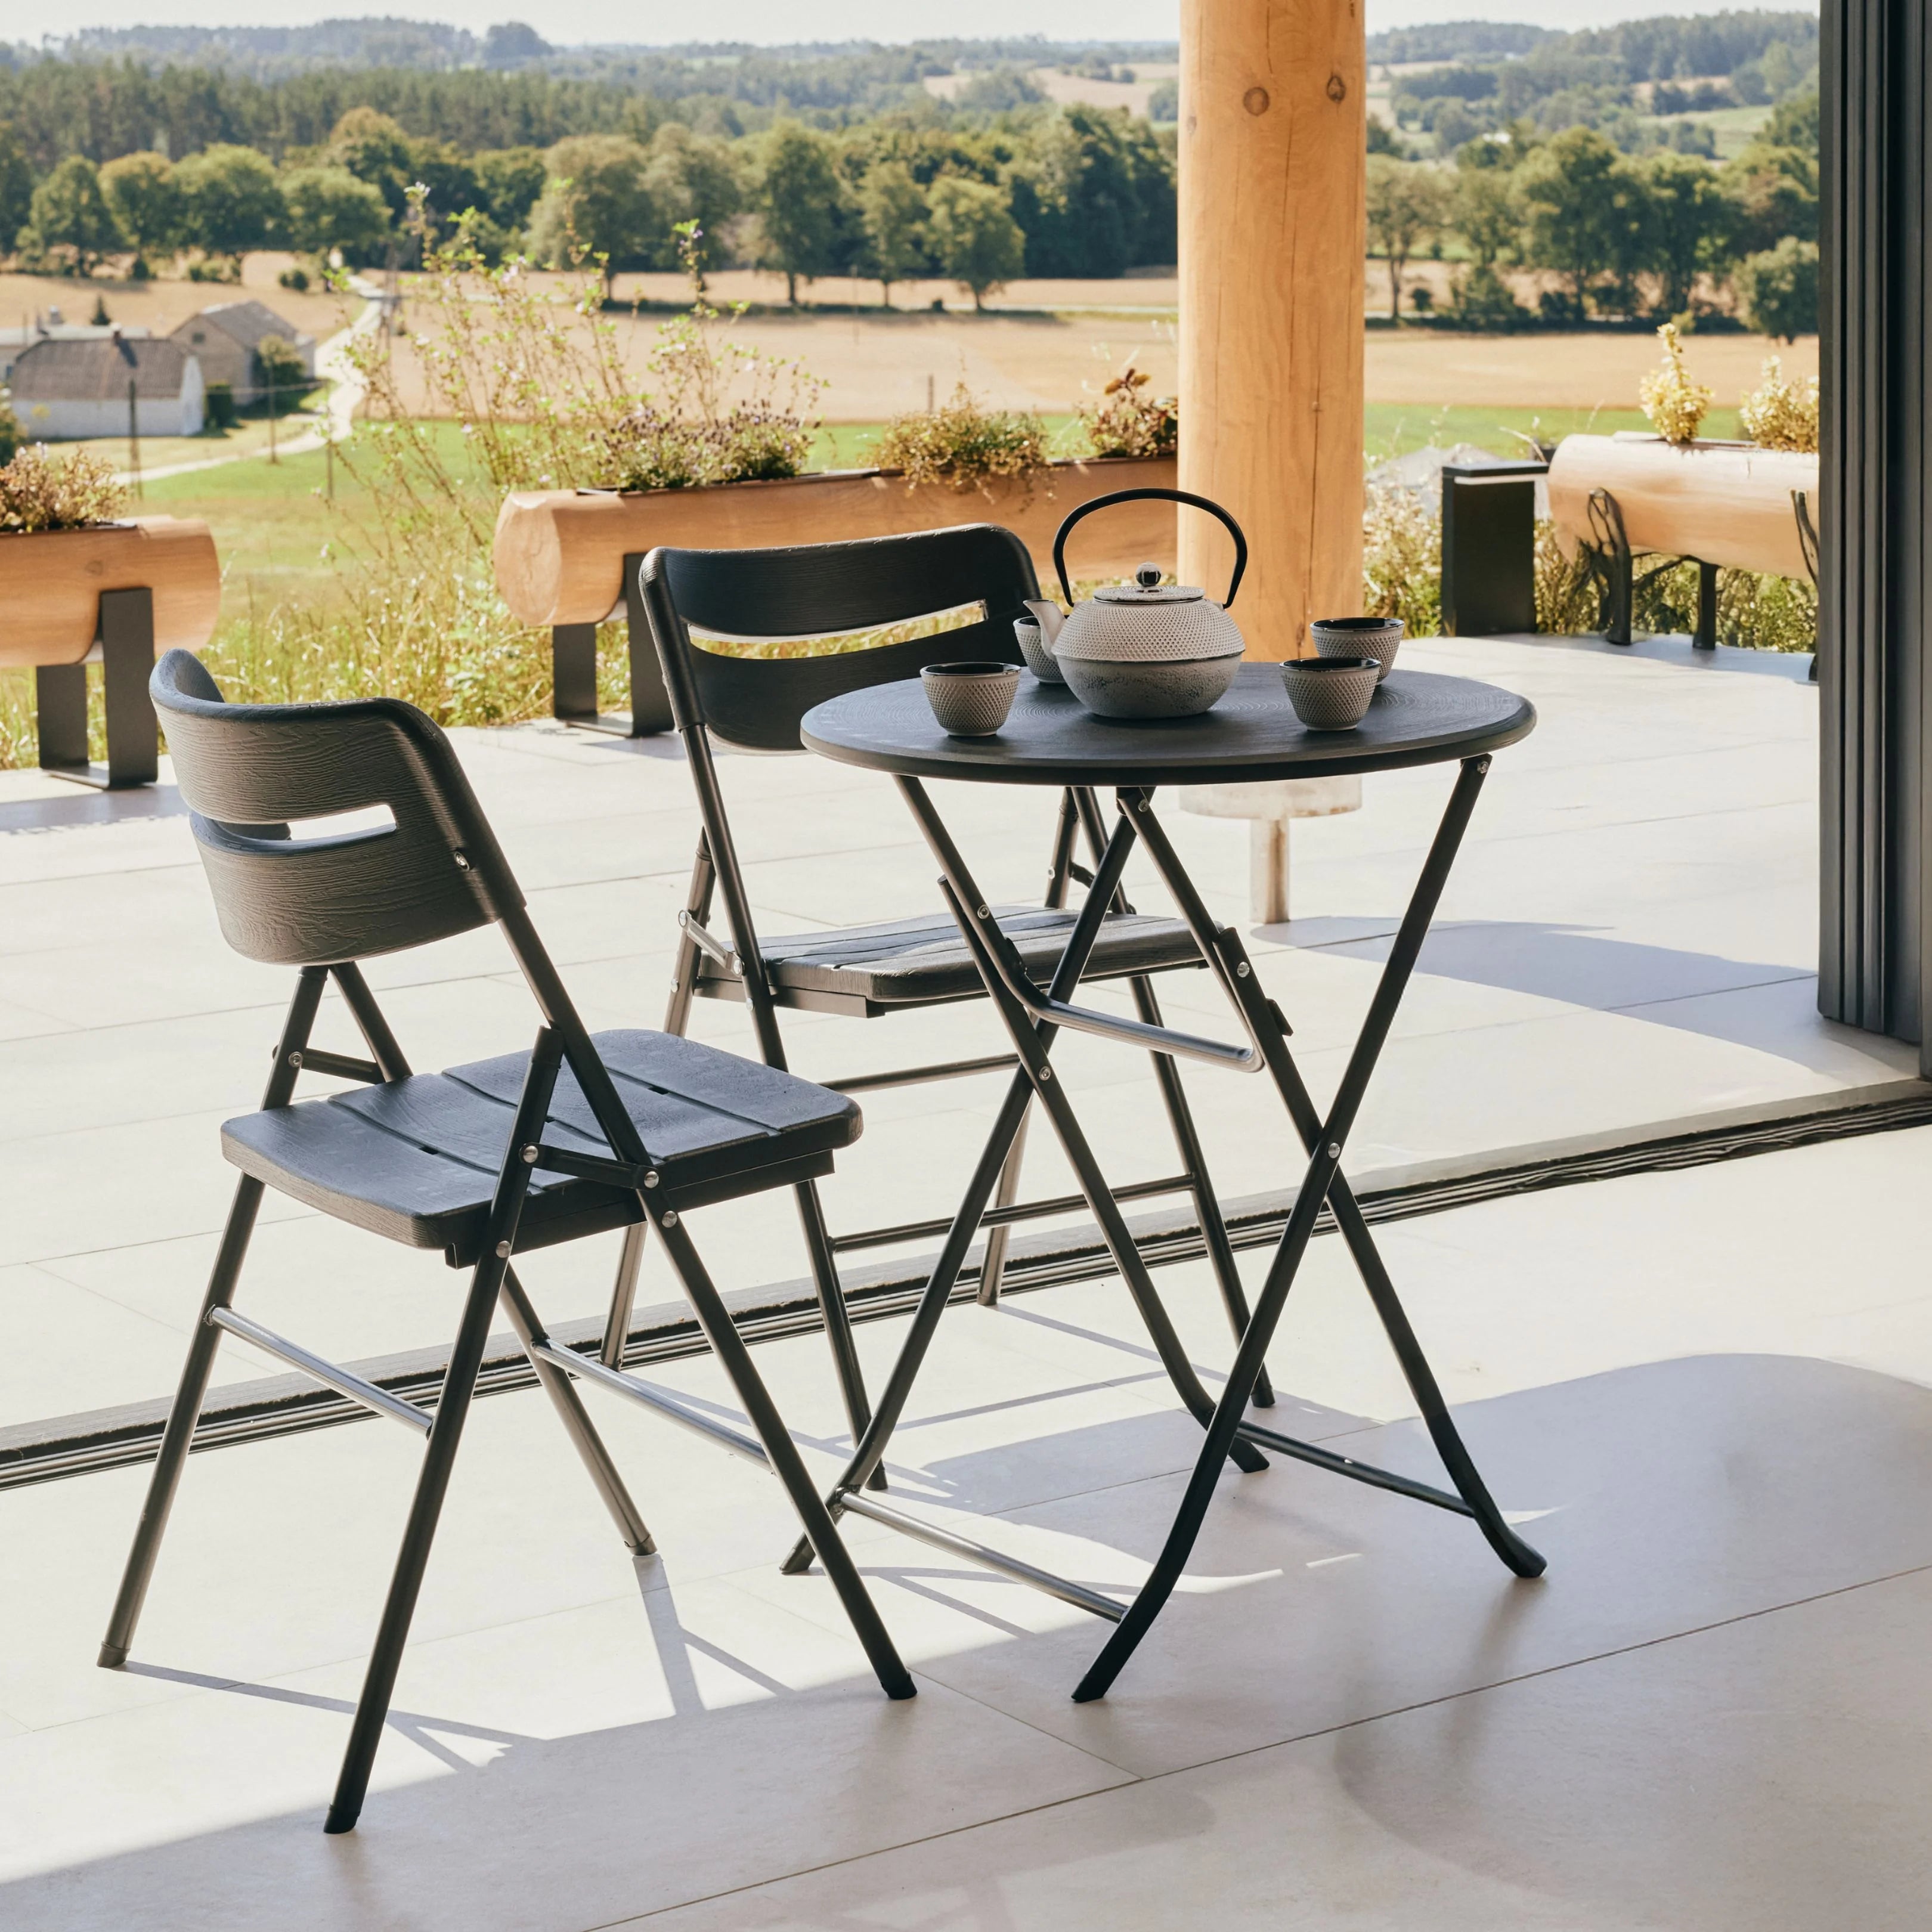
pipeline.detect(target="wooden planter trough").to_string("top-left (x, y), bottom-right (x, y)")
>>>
top-left (492, 455), bottom-right (1179, 733)
top-left (1547, 433), bottom-right (1820, 653)
top-left (0, 516), bottom-right (220, 787)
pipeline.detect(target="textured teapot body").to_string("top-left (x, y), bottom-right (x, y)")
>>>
top-left (1055, 577), bottom-right (1246, 663)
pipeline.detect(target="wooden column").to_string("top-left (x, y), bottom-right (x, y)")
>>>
top-left (1178, 0), bottom-right (1366, 661)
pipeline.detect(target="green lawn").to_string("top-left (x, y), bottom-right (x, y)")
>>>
top-left (1365, 401), bottom-right (1742, 463)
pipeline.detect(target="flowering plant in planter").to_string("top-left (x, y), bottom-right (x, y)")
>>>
top-left (1081, 364), bottom-right (1178, 460)
top-left (875, 383), bottom-right (1049, 496)
top-left (0, 445), bottom-right (126, 534)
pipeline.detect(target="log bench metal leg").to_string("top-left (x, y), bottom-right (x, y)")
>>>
top-left (39, 586), bottom-right (158, 789)
top-left (549, 555), bottom-right (674, 736)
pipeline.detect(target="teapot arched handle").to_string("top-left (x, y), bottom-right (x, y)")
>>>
top-left (1052, 487), bottom-right (1250, 610)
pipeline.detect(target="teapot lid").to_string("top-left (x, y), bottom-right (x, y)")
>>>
top-left (1093, 562), bottom-right (1205, 605)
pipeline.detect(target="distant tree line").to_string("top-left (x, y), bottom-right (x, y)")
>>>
top-left (1366, 92), bottom-right (1819, 339)
top-left (1384, 10), bottom-right (1818, 157)
top-left (0, 95), bottom-right (1177, 303)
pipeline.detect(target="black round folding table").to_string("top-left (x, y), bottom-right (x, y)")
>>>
top-left (798, 662), bottom-right (1546, 1699)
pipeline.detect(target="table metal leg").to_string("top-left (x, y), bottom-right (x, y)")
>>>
top-left (1067, 786), bottom-right (1274, 1405)
top-left (1127, 773), bottom-right (1546, 1578)
top-left (1073, 757), bottom-right (1544, 1702)
top-left (774, 781), bottom-right (1267, 1576)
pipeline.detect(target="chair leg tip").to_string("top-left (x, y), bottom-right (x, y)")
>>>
top-left (96, 1643), bottom-right (128, 1670)
top-left (323, 1806), bottom-right (360, 1835)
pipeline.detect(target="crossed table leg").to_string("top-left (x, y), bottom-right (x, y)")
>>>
top-left (785, 757), bottom-right (1546, 1690)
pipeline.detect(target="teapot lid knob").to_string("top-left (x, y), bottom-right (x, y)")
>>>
top-left (1134, 562), bottom-right (1163, 588)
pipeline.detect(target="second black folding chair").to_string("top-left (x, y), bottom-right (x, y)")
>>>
top-left (606, 524), bottom-right (1275, 1501)
top-left (98, 653), bottom-right (912, 1837)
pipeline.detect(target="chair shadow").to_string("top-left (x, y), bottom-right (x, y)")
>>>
top-left (5, 1353), bottom-right (1928, 1930)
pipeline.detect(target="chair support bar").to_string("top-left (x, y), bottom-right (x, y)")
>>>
top-left (528, 1339), bottom-right (768, 1467)
top-left (530, 1144), bottom-right (655, 1190)
top-left (829, 1172), bottom-right (1195, 1254)
top-left (837, 1490), bottom-right (1126, 1623)
top-left (292, 1048), bottom-right (386, 1085)
top-left (825, 1052), bottom-right (1018, 1095)
top-left (207, 1308), bottom-right (431, 1436)
top-left (676, 911), bottom-right (737, 970)
top-left (1234, 1420), bottom-right (1475, 1517)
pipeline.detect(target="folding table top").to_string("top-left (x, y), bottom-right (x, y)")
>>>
top-left (800, 664), bottom-right (1536, 788)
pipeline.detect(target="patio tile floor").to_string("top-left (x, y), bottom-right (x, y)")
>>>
top-left (0, 631), bottom-right (1925, 1924)
top-left (0, 1125), bottom-right (1927, 1927)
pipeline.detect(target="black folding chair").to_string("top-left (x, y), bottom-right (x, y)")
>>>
top-left (609, 524), bottom-right (1275, 1499)
top-left (98, 653), bottom-right (912, 1837)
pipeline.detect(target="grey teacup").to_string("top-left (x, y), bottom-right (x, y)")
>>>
top-left (1281, 655), bottom-right (1382, 730)
top-left (922, 661), bottom-right (1021, 736)
top-left (1312, 615), bottom-right (1404, 682)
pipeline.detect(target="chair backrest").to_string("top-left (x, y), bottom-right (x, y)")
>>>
top-left (638, 523), bottom-right (1038, 752)
top-left (153, 651), bottom-right (523, 967)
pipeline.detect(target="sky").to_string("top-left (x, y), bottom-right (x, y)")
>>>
top-left (25, 0), bottom-right (1820, 45)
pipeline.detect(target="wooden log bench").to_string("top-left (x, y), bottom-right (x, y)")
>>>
top-left (1546, 433), bottom-right (1820, 657)
top-left (0, 516), bottom-right (221, 787)
top-left (491, 457), bottom-right (1181, 737)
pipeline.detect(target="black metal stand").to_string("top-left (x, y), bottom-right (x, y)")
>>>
top-left (38, 586), bottom-right (158, 788)
top-left (781, 761), bottom-right (1546, 1683)
top-left (549, 553), bottom-right (674, 736)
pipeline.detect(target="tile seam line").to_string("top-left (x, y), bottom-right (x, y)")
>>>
top-left (606, 1556), bottom-right (1932, 1928)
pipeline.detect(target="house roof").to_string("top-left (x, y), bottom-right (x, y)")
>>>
top-left (173, 300), bottom-right (309, 352)
top-left (8, 335), bottom-right (197, 402)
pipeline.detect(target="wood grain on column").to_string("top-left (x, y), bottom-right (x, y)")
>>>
top-left (1179, 0), bottom-right (1366, 661)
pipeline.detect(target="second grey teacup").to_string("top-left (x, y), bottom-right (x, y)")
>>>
top-left (1312, 615), bottom-right (1404, 682)
top-left (922, 661), bottom-right (1021, 736)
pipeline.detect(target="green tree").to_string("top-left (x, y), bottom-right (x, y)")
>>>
top-left (409, 137), bottom-right (484, 237)
top-left (527, 135), bottom-right (657, 293)
top-left (175, 144), bottom-right (284, 267)
top-left (1516, 126), bottom-right (1628, 311)
top-left (327, 107), bottom-right (417, 225)
top-left (927, 173), bottom-right (1024, 311)
top-left (280, 164), bottom-right (390, 264)
top-left (100, 152), bottom-right (183, 270)
top-left (1451, 163), bottom-right (1520, 268)
top-left (1642, 150), bottom-right (1736, 315)
top-left (474, 147), bottom-right (547, 230)
top-left (0, 123), bottom-right (30, 261)
top-left (26, 157), bottom-right (121, 276)
top-left (1366, 157), bottom-right (1451, 318)
top-left (253, 333), bottom-right (309, 409)
top-left (643, 125), bottom-right (743, 281)
top-left (1737, 237), bottom-right (1818, 341)
top-left (1722, 140), bottom-right (1818, 259)
top-left (857, 159), bottom-right (928, 306)
top-left (1008, 105), bottom-right (1172, 277)
top-left (757, 122), bottom-right (843, 305)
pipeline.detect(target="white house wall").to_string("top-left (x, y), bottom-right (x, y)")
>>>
top-left (18, 391), bottom-right (203, 439)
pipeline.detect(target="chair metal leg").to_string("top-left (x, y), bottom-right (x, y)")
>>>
top-left (500, 1268), bottom-right (655, 1555)
top-left (1073, 759), bottom-right (1543, 1704)
top-left (648, 1204), bottom-right (915, 1701)
top-left (654, 827), bottom-right (882, 1480)
top-left (976, 1106), bottom-right (1031, 1306)
top-left (325, 1028), bottom-right (565, 1834)
top-left (1129, 973), bottom-right (1275, 1408)
top-left (98, 968), bottom-right (328, 1670)
top-left (1064, 789), bottom-right (1274, 1404)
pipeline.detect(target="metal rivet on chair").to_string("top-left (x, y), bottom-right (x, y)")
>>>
top-left (454, 851), bottom-right (472, 871)
top-left (1236, 962), bottom-right (1250, 977)
top-left (521, 1144), bottom-right (540, 1165)
top-left (287, 1051), bottom-right (304, 1068)
top-left (643, 1171), bottom-right (659, 1188)
top-left (1327, 1143), bottom-right (1341, 1159)
top-left (495, 1239), bottom-right (512, 1259)
top-left (660, 1209), bottom-right (679, 1228)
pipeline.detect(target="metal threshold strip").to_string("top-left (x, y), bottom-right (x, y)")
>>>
top-left (5, 1079), bottom-right (1927, 1493)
